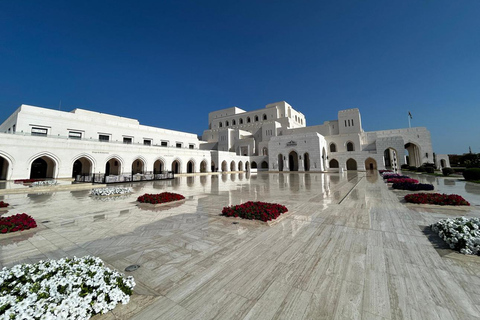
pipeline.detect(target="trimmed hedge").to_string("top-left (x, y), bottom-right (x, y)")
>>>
top-left (463, 168), bottom-right (480, 181)
top-left (442, 167), bottom-right (455, 176)
top-left (425, 167), bottom-right (435, 174)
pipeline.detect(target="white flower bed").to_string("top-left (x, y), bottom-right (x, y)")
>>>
top-left (431, 217), bottom-right (480, 255)
top-left (0, 256), bottom-right (135, 319)
top-left (30, 180), bottom-right (58, 187)
top-left (90, 187), bottom-right (132, 196)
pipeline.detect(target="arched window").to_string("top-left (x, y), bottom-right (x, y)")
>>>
top-left (232, 119), bottom-right (236, 125)
top-left (247, 117), bottom-right (251, 123)
top-left (347, 142), bottom-right (354, 151)
top-left (219, 122), bottom-right (223, 128)
top-left (254, 115), bottom-right (259, 122)
top-left (330, 143), bottom-right (337, 152)
top-left (262, 147), bottom-right (268, 156)
top-left (225, 121), bottom-right (229, 126)
top-left (263, 114), bottom-right (267, 120)
top-left (239, 118), bottom-right (243, 124)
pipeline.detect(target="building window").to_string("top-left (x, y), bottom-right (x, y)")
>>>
top-left (330, 143), bottom-right (337, 152)
top-left (239, 118), bottom-right (243, 124)
top-left (347, 142), bottom-right (354, 151)
top-left (345, 120), bottom-right (347, 127)
top-left (263, 114), bottom-right (267, 120)
top-left (176, 143), bottom-right (182, 148)
top-left (351, 119), bottom-right (354, 126)
top-left (8, 128), bottom-right (11, 133)
top-left (161, 141), bottom-right (168, 147)
top-left (123, 137), bottom-right (132, 144)
top-left (247, 117), bottom-right (251, 123)
top-left (189, 144), bottom-right (195, 149)
top-left (232, 119), bottom-right (236, 125)
top-left (143, 139), bottom-right (151, 146)
top-left (12, 125), bottom-right (16, 133)
top-left (99, 134), bottom-right (110, 142)
top-left (219, 122), bottom-right (223, 128)
top-left (348, 120), bottom-right (351, 126)
top-left (254, 115), bottom-right (259, 122)
top-left (226, 121), bottom-right (229, 126)
top-left (32, 127), bottom-right (48, 136)
top-left (69, 131), bottom-right (82, 139)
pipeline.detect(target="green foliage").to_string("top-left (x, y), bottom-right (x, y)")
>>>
top-left (425, 167), bottom-right (435, 173)
top-left (401, 164), bottom-right (410, 169)
top-left (416, 167), bottom-right (426, 172)
top-left (463, 168), bottom-right (480, 181)
top-left (442, 167), bottom-right (455, 176)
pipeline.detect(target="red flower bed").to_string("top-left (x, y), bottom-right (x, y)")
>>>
top-left (137, 192), bottom-right (185, 204)
top-left (404, 193), bottom-right (470, 206)
top-left (0, 213), bottom-right (37, 234)
top-left (387, 178), bottom-right (419, 184)
top-left (0, 201), bottom-right (9, 208)
top-left (222, 201), bottom-right (288, 222)
top-left (379, 170), bottom-right (393, 174)
top-left (14, 179), bottom-right (44, 184)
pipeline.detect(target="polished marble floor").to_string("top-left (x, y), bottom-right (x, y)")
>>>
top-left (1, 171), bottom-right (480, 319)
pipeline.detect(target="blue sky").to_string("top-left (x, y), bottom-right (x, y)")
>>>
top-left (0, 0), bottom-right (479, 154)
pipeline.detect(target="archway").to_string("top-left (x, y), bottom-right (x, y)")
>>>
top-left (30, 156), bottom-right (56, 179)
top-left (346, 158), bottom-right (357, 170)
top-left (172, 160), bottom-right (181, 174)
top-left (221, 161), bottom-right (228, 172)
top-left (289, 151), bottom-right (298, 171)
top-left (132, 159), bottom-right (144, 174)
top-left (211, 160), bottom-right (216, 172)
top-left (200, 160), bottom-right (207, 173)
top-left (440, 159), bottom-right (446, 168)
top-left (245, 161), bottom-right (250, 171)
top-left (105, 158), bottom-right (121, 175)
top-left (251, 161), bottom-right (257, 169)
top-left (405, 143), bottom-right (421, 167)
top-left (238, 161), bottom-right (243, 171)
top-left (365, 158), bottom-right (377, 170)
top-left (278, 154), bottom-right (284, 171)
top-left (0, 156), bottom-right (9, 180)
top-left (329, 159), bottom-right (339, 168)
top-left (72, 157), bottom-right (92, 178)
top-left (262, 147), bottom-right (268, 156)
top-left (346, 142), bottom-right (355, 152)
top-left (330, 143), bottom-right (337, 153)
top-left (230, 161), bottom-right (235, 171)
top-left (187, 160), bottom-right (194, 173)
top-left (384, 148), bottom-right (397, 170)
top-left (304, 153), bottom-right (310, 171)
top-left (261, 161), bottom-right (268, 169)
top-left (153, 159), bottom-right (164, 174)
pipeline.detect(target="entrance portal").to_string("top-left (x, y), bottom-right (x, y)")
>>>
top-left (289, 151), bottom-right (298, 171)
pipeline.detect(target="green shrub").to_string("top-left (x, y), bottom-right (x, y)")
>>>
top-left (401, 164), bottom-right (410, 170)
top-left (442, 168), bottom-right (455, 176)
top-left (416, 167), bottom-right (426, 172)
top-left (425, 167), bottom-right (435, 173)
top-left (463, 168), bottom-right (480, 181)
top-left (422, 162), bottom-right (436, 168)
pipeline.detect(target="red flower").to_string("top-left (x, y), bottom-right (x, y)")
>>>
top-left (221, 201), bottom-right (288, 221)
top-left (0, 213), bottom-right (37, 234)
top-left (137, 192), bottom-right (185, 204)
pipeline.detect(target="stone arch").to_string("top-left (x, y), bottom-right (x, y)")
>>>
top-left (200, 160), bottom-right (208, 173)
top-left (72, 156), bottom-right (94, 178)
top-left (346, 158), bottom-right (357, 170)
top-left (0, 152), bottom-right (14, 180)
top-left (232, 119), bottom-right (236, 125)
top-left (262, 147), bottom-right (268, 156)
top-left (251, 161), bottom-right (258, 169)
top-left (278, 154), bottom-right (284, 171)
top-left (187, 159), bottom-right (195, 173)
top-left (254, 115), bottom-right (259, 122)
top-left (105, 156), bottom-right (123, 176)
top-left (440, 159), bottom-right (446, 168)
top-left (405, 142), bottom-right (421, 167)
top-left (263, 114), bottom-right (267, 120)
top-left (172, 159), bottom-right (182, 174)
top-left (245, 161), bottom-right (250, 171)
top-left (247, 117), bottom-right (251, 123)
top-left (330, 143), bottom-right (337, 153)
top-left (346, 141), bottom-right (355, 152)
top-left (30, 154), bottom-right (58, 179)
top-left (221, 160), bottom-right (228, 172)
top-left (153, 158), bottom-right (165, 174)
top-left (289, 151), bottom-right (299, 171)
top-left (365, 157), bottom-right (377, 170)
top-left (384, 148), bottom-right (398, 170)
top-left (230, 161), bottom-right (235, 171)
top-left (261, 161), bottom-right (268, 169)
top-left (238, 161), bottom-right (243, 171)
top-left (304, 152), bottom-right (310, 171)
top-left (211, 160), bottom-right (216, 172)
top-left (132, 158), bottom-right (145, 174)
top-left (225, 120), bottom-right (229, 127)
top-left (219, 122), bottom-right (223, 128)
top-left (239, 118), bottom-right (244, 124)
top-left (329, 159), bottom-right (339, 168)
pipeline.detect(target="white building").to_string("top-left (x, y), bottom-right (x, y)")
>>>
top-left (0, 102), bottom-right (449, 181)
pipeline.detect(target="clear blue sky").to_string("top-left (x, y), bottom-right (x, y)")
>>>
top-left (0, 0), bottom-right (478, 154)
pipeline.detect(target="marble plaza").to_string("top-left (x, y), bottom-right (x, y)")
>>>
top-left (1, 171), bottom-right (480, 319)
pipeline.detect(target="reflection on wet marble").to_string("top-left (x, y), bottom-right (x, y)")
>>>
top-left (1, 171), bottom-right (480, 320)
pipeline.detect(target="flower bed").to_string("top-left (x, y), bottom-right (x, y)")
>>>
top-left (392, 182), bottom-right (434, 191)
top-left (431, 217), bottom-right (480, 255)
top-left (90, 187), bottom-right (132, 196)
top-left (382, 173), bottom-right (410, 180)
top-left (378, 170), bottom-right (393, 174)
top-left (221, 201), bottom-right (288, 222)
top-left (404, 193), bottom-right (470, 206)
top-left (0, 213), bottom-right (37, 233)
top-left (137, 192), bottom-right (185, 204)
top-left (0, 201), bottom-right (9, 208)
top-left (14, 179), bottom-right (44, 184)
top-left (387, 178), bottom-right (419, 184)
top-left (0, 256), bottom-right (135, 319)
top-left (30, 180), bottom-right (58, 187)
